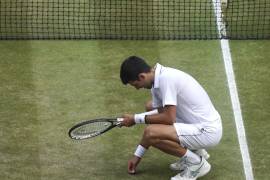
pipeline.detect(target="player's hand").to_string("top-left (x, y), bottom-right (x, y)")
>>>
top-left (121, 114), bottom-right (136, 127)
top-left (128, 156), bottom-right (141, 174)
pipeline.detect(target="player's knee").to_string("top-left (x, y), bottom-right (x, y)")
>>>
top-left (145, 100), bottom-right (153, 111)
top-left (143, 125), bottom-right (156, 140)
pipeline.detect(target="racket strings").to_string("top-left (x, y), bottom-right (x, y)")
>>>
top-left (73, 121), bottom-right (112, 137)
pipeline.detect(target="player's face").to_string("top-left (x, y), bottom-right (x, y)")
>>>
top-left (129, 80), bottom-right (144, 89)
top-left (129, 73), bottom-right (152, 90)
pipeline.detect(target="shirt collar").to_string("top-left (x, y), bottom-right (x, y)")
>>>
top-left (153, 63), bottom-right (162, 88)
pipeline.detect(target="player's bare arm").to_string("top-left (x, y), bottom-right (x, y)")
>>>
top-left (121, 105), bottom-right (176, 127)
top-left (145, 105), bottom-right (176, 125)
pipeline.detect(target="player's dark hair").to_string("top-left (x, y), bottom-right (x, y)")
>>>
top-left (120, 56), bottom-right (151, 85)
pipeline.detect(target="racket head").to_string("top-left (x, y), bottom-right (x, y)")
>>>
top-left (68, 118), bottom-right (120, 140)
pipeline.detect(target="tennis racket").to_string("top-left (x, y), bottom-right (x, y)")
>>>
top-left (68, 118), bottom-right (123, 140)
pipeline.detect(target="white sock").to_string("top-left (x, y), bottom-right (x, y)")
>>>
top-left (183, 149), bottom-right (201, 164)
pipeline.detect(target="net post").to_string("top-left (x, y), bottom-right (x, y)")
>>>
top-left (221, 0), bottom-right (228, 9)
top-left (212, 0), bottom-right (227, 39)
top-left (221, 0), bottom-right (228, 38)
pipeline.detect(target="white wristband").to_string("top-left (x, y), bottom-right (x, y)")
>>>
top-left (134, 109), bottom-right (158, 124)
top-left (134, 145), bottom-right (147, 158)
top-left (134, 113), bottom-right (145, 124)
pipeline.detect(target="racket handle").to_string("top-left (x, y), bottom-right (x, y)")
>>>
top-left (117, 118), bottom-right (124, 122)
top-left (116, 118), bottom-right (124, 126)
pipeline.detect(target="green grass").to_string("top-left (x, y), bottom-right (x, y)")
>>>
top-left (230, 40), bottom-right (270, 180)
top-left (0, 40), bottom-right (246, 180)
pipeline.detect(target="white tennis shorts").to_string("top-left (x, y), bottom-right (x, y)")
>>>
top-left (173, 119), bottom-right (222, 150)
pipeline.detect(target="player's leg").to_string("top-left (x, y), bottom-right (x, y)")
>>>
top-left (152, 140), bottom-right (210, 171)
top-left (153, 141), bottom-right (209, 159)
top-left (170, 122), bottom-right (222, 180)
top-left (153, 140), bottom-right (183, 157)
top-left (140, 124), bottom-right (186, 156)
top-left (128, 124), bottom-right (205, 174)
top-left (140, 124), bottom-right (203, 165)
top-left (128, 124), bottom-right (187, 174)
top-left (129, 122), bottom-right (221, 177)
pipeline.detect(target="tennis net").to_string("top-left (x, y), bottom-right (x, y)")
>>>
top-left (0, 0), bottom-right (269, 40)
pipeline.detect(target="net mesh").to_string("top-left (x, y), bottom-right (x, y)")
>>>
top-left (0, 0), bottom-right (269, 40)
top-left (225, 0), bottom-right (270, 39)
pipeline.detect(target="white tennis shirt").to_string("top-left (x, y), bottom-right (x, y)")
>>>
top-left (151, 63), bottom-right (221, 125)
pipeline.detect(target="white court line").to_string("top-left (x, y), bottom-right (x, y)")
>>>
top-left (221, 39), bottom-right (254, 180)
top-left (212, 1), bottom-right (254, 180)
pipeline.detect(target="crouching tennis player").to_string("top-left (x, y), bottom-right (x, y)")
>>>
top-left (119, 56), bottom-right (222, 180)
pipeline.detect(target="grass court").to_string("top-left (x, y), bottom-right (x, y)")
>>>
top-left (0, 40), bottom-right (269, 180)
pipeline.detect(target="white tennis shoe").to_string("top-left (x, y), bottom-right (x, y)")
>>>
top-left (170, 157), bottom-right (211, 180)
top-left (170, 149), bottom-right (210, 171)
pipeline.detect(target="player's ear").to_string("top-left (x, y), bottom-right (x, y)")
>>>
top-left (138, 73), bottom-right (146, 81)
